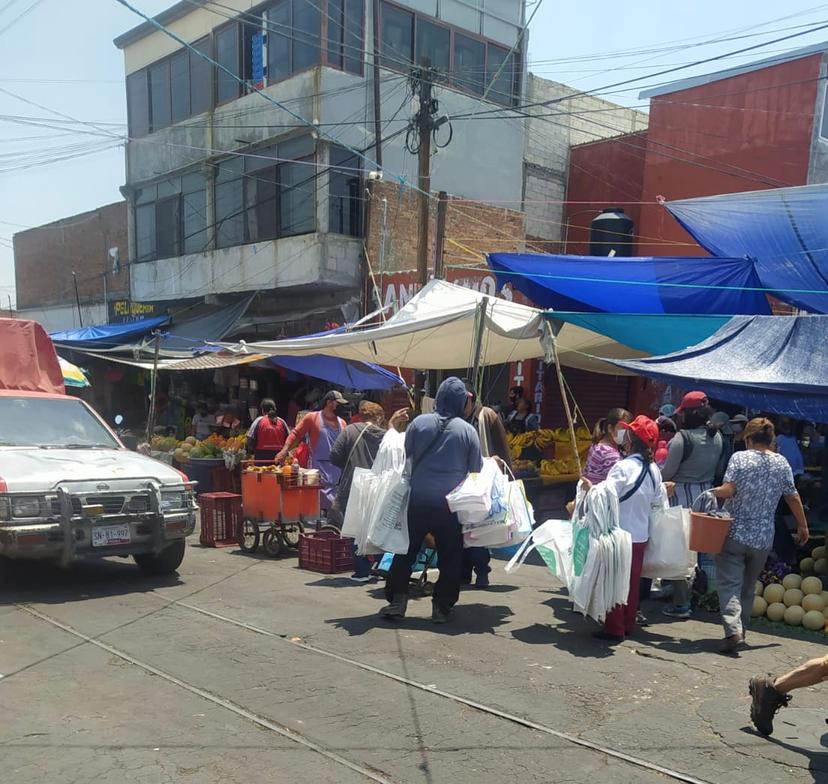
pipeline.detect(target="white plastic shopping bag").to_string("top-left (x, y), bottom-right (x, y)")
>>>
top-left (372, 429), bottom-right (407, 474)
top-left (342, 468), bottom-right (383, 555)
top-left (366, 471), bottom-right (411, 554)
top-left (446, 457), bottom-right (501, 520)
top-left (642, 506), bottom-right (696, 579)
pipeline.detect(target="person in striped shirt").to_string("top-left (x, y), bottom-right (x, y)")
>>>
top-left (582, 408), bottom-right (632, 483)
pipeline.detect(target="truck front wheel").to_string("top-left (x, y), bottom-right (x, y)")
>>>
top-left (134, 539), bottom-right (186, 576)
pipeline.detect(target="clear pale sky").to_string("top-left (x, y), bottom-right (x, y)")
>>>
top-left (2, 0), bottom-right (828, 309)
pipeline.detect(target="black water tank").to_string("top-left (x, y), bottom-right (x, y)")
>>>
top-left (589, 208), bottom-right (634, 257)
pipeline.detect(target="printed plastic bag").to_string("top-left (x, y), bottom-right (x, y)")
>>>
top-left (366, 471), bottom-right (411, 554)
top-left (446, 457), bottom-right (501, 519)
top-left (642, 506), bottom-right (696, 579)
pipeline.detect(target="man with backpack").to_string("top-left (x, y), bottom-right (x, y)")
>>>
top-left (380, 377), bottom-right (482, 623)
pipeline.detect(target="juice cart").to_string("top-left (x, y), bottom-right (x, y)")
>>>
top-left (239, 461), bottom-right (322, 557)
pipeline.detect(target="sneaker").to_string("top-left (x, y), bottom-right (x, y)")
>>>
top-left (474, 573), bottom-right (490, 589)
top-left (431, 602), bottom-right (452, 624)
top-left (350, 574), bottom-right (372, 583)
top-left (749, 675), bottom-right (791, 736)
top-left (663, 604), bottom-right (692, 619)
top-left (636, 610), bottom-right (649, 627)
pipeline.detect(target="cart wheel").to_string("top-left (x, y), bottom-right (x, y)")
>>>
top-left (262, 529), bottom-right (282, 558)
top-left (281, 521), bottom-right (304, 548)
top-left (238, 519), bottom-right (260, 553)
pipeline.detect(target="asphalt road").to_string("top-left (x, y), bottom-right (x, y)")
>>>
top-left (1, 536), bottom-right (827, 784)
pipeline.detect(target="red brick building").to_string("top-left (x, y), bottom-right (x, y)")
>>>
top-left (565, 43), bottom-right (828, 259)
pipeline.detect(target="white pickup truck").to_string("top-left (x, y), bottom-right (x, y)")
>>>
top-left (0, 390), bottom-right (196, 574)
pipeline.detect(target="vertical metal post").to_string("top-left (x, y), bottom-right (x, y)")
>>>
top-left (72, 271), bottom-right (83, 327)
top-left (434, 190), bottom-right (448, 279)
top-left (550, 335), bottom-right (582, 476)
top-left (470, 297), bottom-right (488, 396)
top-left (145, 332), bottom-right (161, 444)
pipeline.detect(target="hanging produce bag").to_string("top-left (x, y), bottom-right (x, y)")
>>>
top-left (446, 457), bottom-right (502, 521)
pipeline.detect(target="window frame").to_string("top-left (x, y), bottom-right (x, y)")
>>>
top-left (215, 21), bottom-right (243, 105)
top-left (126, 70), bottom-right (150, 138)
top-left (378, 0), bottom-right (520, 106)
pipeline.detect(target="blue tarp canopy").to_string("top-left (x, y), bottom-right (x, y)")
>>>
top-left (550, 313), bottom-right (730, 354)
top-left (51, 316), bottom-right (169, 349)
top-left (607, 315), bottom-right (828, 421)
top-left (488, 253), bottom-right (771, 315)
top-left (264, 356), bottom-right (403, 390)
top-left (667, 184), bottom-right (828, 313)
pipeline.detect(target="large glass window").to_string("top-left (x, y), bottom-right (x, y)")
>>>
top-left (214, 137), bottom-right (316, 249)
top-left (327, 0), bottom-right (344, 68)
top-left (170, 49), bottom-right (190, 124)
top-left (190, 37), bottom-right (213, 115)
top-left (126, 71), bottom-right (150, 138)
top-left (453, 33), bottom-right (485, 95)
top-left (267, 1), bottom-right (292, 81)
top-left (132, 174), bottom-right (207, 262)
top-left (266, 0), bottom-right (321, 81)
top-left (329, 146), bottom-right (362, 236)
top-left (149, 60), bottom-right (171, 131)
top-left (381, 4), bottom-right (413, 69)
top-left (486, 44), bottom-right (515, 106)
top-left (216, 23), bottom-right (241, 104)
top-left (343, 0), bottom-right (364, 73)
top-left (293, 0), bottom-right (321, 71)
top-left (416, 18), bottom-right (449, 71)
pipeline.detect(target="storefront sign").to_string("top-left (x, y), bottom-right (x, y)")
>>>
top-left (109, 300), bottom-right (159, 323)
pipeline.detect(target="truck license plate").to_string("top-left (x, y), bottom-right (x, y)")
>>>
top-left (91, 525), bottom-right (131, 547)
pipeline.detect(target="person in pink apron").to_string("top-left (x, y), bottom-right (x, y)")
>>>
top-left (278, 390), bottom-right (347, 512)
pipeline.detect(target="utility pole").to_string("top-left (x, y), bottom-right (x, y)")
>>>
top-left (407, 66), bottom-right (451, 408)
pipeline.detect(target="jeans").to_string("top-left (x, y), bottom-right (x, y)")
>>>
top-left (604, 541), bottom-right (647, 637)
top-left (386, 504), bottom-right (463, 612)
top-left (715, 538), bottom-right (769, 638)
top-left (462, 547), bottom-right (491, 581)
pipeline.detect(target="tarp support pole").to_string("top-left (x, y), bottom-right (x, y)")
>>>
top-left (145, 332), bottom-right (161, 444)
top-left (470, 297), bottom-right (488, 396)
top-left (551, 334), bottom-right (582, 476)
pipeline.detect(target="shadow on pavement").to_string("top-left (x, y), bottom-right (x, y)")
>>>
top-left (746, 727), bottom-right (828, 782)
top-left (509, 594), bottom-right (615, 659)
top-left (326, 602), bottom-right (514, 637)
top-left (0, 556), bottom-right (182, 606)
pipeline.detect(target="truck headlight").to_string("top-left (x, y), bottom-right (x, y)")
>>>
top-left (161, 491), bottom-right (188, 512)
top-left (12, 497), bottom-right (43, 518)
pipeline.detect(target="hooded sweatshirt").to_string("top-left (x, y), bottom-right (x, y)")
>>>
top-left (406, 377), bottom-right (483, 508)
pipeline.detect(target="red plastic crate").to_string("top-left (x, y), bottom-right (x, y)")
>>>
top-left (199, 492), bottom-right (243, 547)
top-left (298, 530), bottom-right (354, 574)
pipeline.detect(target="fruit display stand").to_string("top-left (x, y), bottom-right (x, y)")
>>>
top-left (750, 544), bottom-right (828, 637)
top-left (238, 461), bottom-right (321, 558)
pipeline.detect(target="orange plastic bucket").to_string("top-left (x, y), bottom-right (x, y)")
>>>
top-left (689, 512), bottom-right (732, 554)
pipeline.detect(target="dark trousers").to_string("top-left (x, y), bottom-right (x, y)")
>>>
top-left (604, 541), bottom-right (647, 637)
top-left (462, 547), bottom-right (491, 581)
top-left (387, 504), bottom-right (463, 612)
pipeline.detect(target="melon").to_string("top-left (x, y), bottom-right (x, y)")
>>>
top-left (801, 557), bottom-right (815, 574)
top-left (801, 576), bottom-right (823, 595)
top-left (784, 588), bottom-right (804, 607)
top-left (815, 558), bottom-right (827, 575)
top-left (766, 602), bottom-right (786, 622)
top-left (802, 593), bottom-right (825, 612)
top-left (813, 545), bottom-right (826, 560)
top-left (185, 436), bottom-right (197, 445)
top-left (751, 596), bottom-right (768, 618)
top-left (821, 591), bottom-right (828, 605)
top-left (754, 581), bottom-right (764, 596)
top-left (784, 605), bottom-right (805, 626)
top-left (764, 583), bottom-right (785, 604)
top-left (803, 610), bottom-right (825, 631)
top-left (782, 573), bottom-right (802, 590)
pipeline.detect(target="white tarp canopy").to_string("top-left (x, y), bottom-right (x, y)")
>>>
top-left (215, 279), bottom-right (641, 373)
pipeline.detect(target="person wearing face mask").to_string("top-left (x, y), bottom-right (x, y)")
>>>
top-left (277, 390), bottom-right (348, 512)
top-left (582, 408), bottom-right (633, 483)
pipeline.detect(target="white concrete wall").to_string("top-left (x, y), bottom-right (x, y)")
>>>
top-left (130, 233), bottom-right (361, 302)
top-left (18, 304), bottom-right (109, 332)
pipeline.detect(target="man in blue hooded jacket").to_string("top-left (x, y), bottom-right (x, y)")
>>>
top-left (381, 377), bottom-right (483, 623)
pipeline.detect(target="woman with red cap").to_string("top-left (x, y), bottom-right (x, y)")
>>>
top-left (583, 415), bottom-right (665, 642)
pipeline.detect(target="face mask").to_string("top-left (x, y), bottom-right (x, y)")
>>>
top-left (612, 429), bottom-right (627, 446)
top-left (335, 405), bottom-right (349, 418)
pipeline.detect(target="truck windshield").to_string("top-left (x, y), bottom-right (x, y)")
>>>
top-left (0, 397), bottom-right (120, 449)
